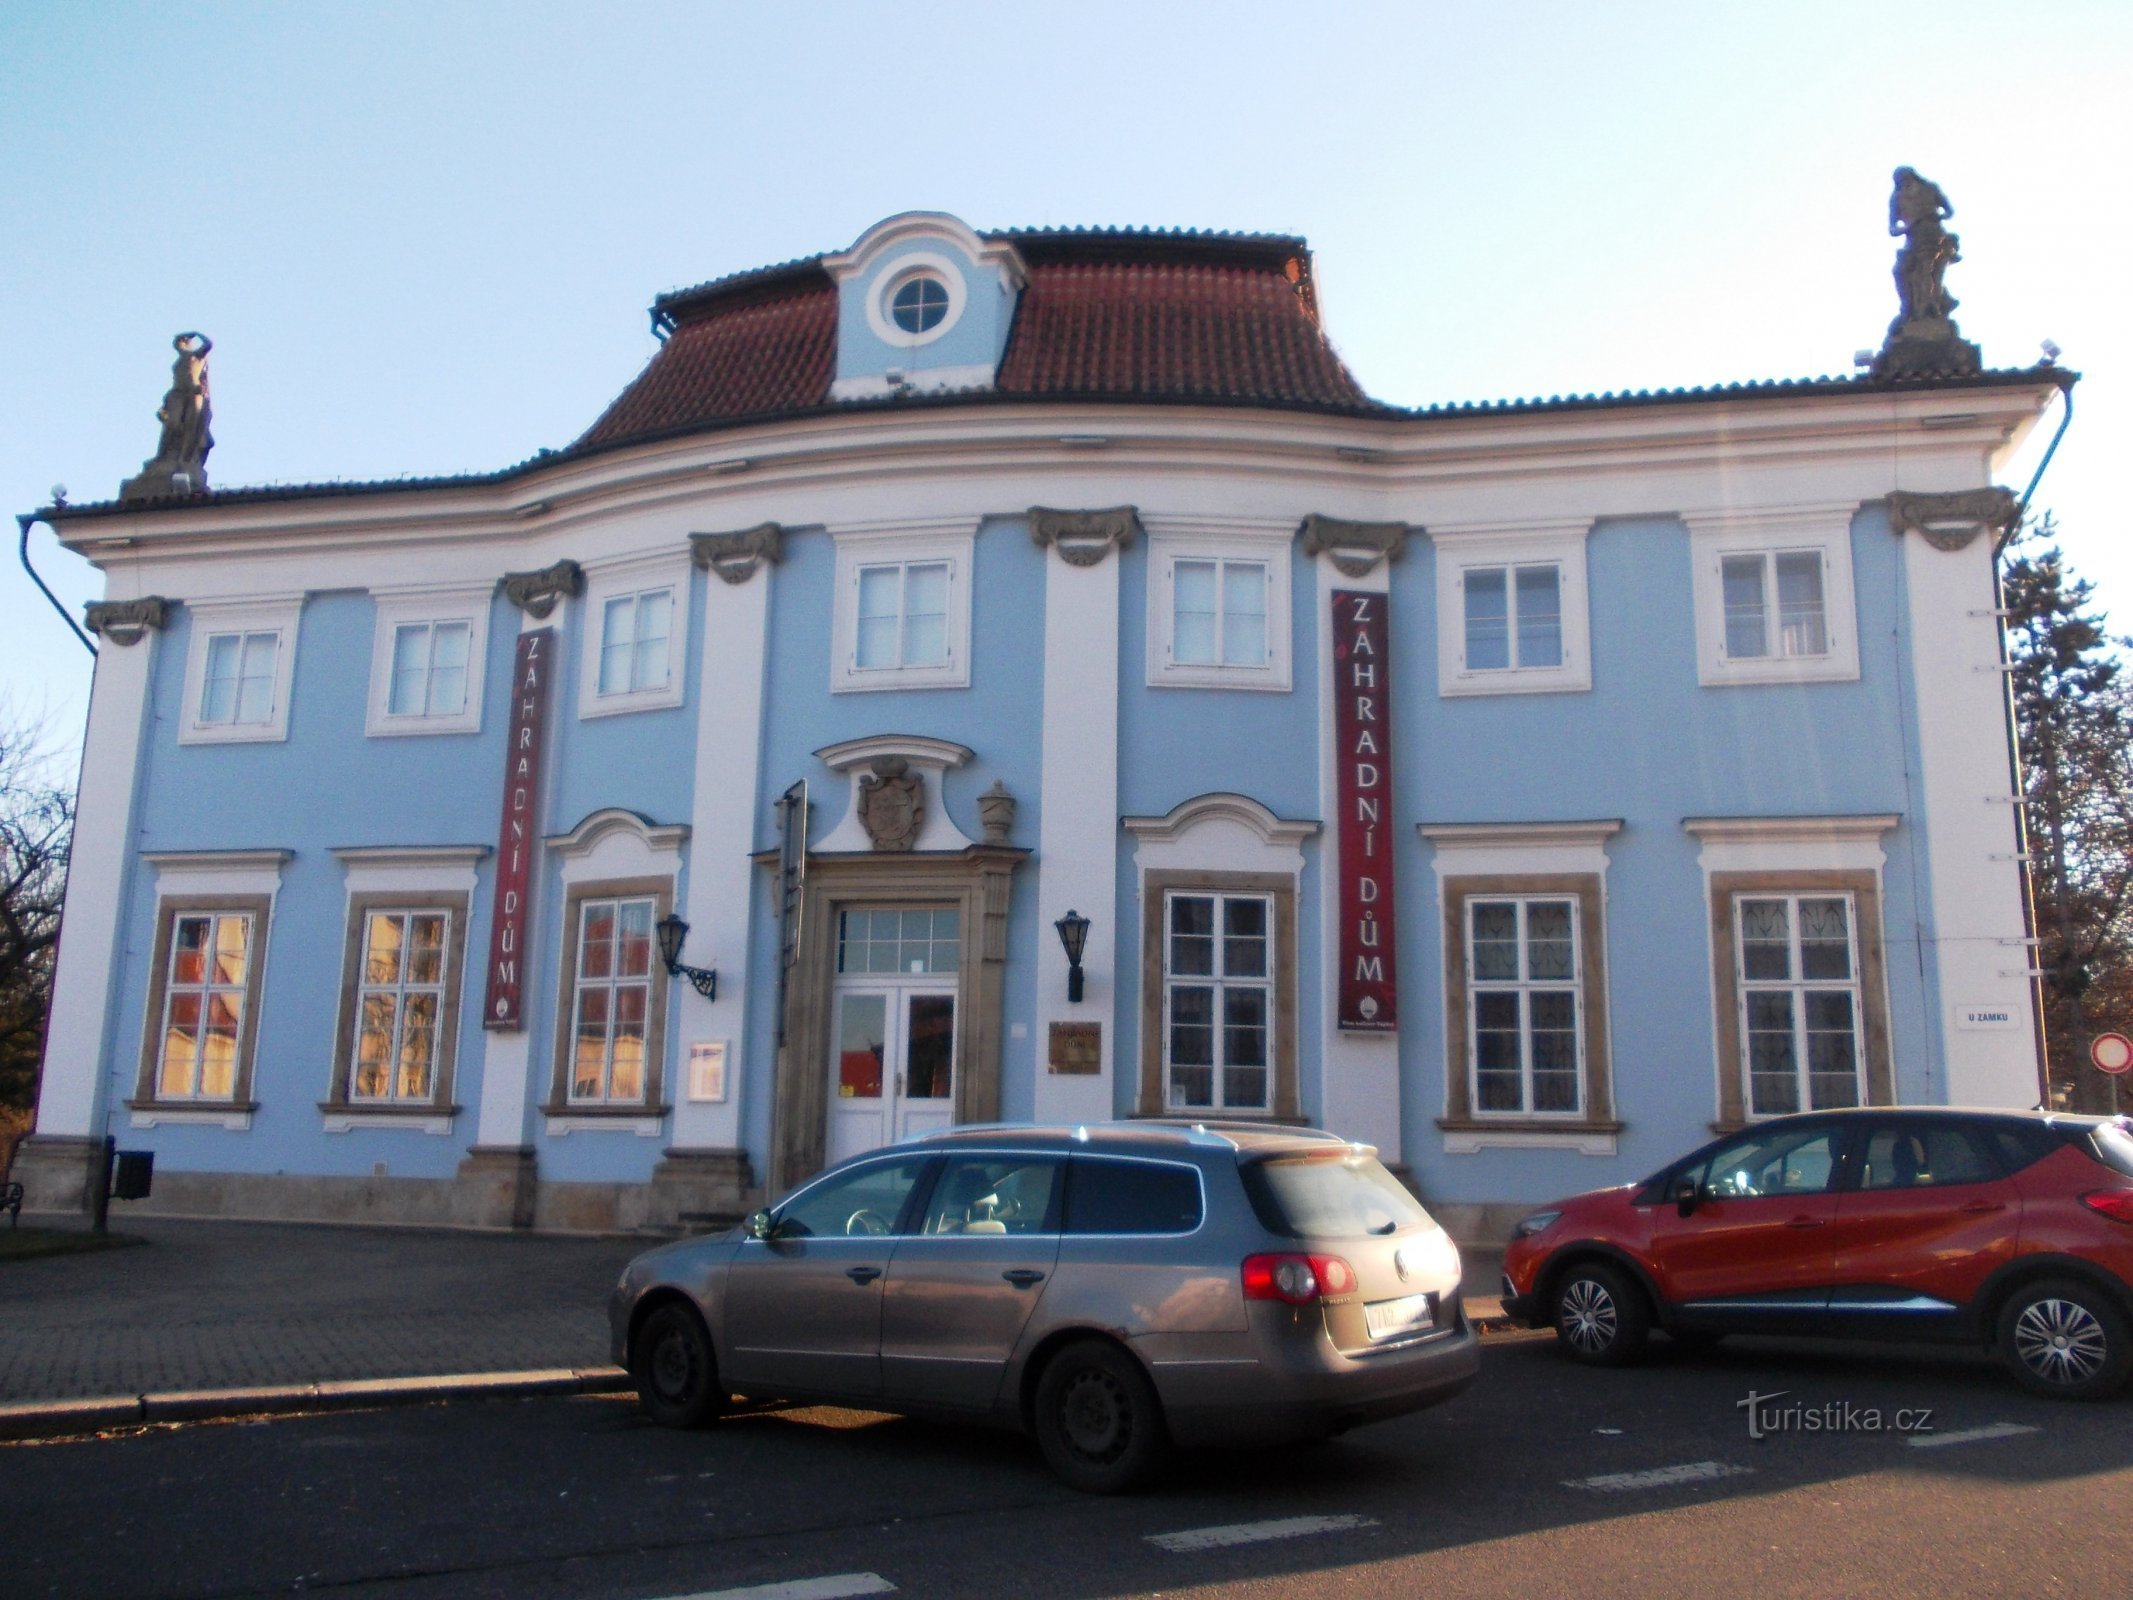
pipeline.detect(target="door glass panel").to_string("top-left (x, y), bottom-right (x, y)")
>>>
top-left (837, 993), bottom-right (887, 1099)
top-left (1860, 1124), bottom-right (1999, 1190)
top-left (1701, 1126), bottom-right (1841, 1199)
top-left (905, 994), bottom-right (955, 1099)
top-left (776, 1157), bottom-right (930, 1239)
top-left (920, 1155), bottom-right (1062, 1236)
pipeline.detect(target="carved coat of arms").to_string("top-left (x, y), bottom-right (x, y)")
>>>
top-left (858, 758), bottom-right (924, 852)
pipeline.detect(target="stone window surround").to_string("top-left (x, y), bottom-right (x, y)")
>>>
top-left (176, 594), bottom-right (304, 745)
top-left (1684, 505), bottom-right (1861, 687)
top-left (764, 844), bottom-right (1026, 1196)
top-left (1431, 519), bottom-right (1594, 698)
top-left (1436, 873), bottom-right (1618, 1136)
top-left (322, 889), bottom-right (473, 1130)
top-left (364, 585), bottom-right (493, 738)
top-left (1707, 868), bottom-right (1895, 1130)
top-left (544, 874), bottom-right (677, 1120)
top-left (1136, 868), bottom-right (1302, 1120)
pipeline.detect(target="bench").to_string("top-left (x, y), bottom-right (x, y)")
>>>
top-left (2, 1180), bottom-right (21, 1226)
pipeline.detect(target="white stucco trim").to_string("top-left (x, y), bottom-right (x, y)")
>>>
top-left (859, 250), bottom-right (970, 350)
top-left (1684, 814), bottom-right (1898, 875)
top-left (828, 524), bottom-right (977, 693)
top-left (823, 212), bottom-right (1028, 290)
top-left (142, 849), bottom-right (294, 901)
top-left (176, 594), bottom-right (305, 745)
top-left (364, 584), bottom-right (492, 737)
top-left (1430, 519), bottom-right (1594, 697)
top-left (1420, 820), bottom-right (1622, 881)
top-left (322, 1113), bottom-right (453, 1135)
top-left (331, 845), bottom-right (487, 897)
top-left (547, 808), bottom-right (690, 863)
top-left (814, 735), bottom-right (980, 853)
top-left (34, 636), bottom-right (159, 1139)
top-left (1144, 524), bottom-right (1295, 692)
top-left (576, 551), bottom-right (691, 719)
top-left (544, 1116), bottom-right (667, 1137)
top-left (129, 1108), bottom-right (254, 1131)
top-left (1683, 506), bottom-right (1861, 686)
top-left (1034, 531), bottom-right (1121, 1124)
top-left (1124, 793), bottom-right (1318, 860)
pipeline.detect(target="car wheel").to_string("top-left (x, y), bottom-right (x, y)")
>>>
top-left (1552, 1262), bottom-right (1650, 1367)
top-left (1996, 1279), bottom-right (2133, 1401)
top-left (1032, 1339), bottom-right (1167, 1494)
top-left (633, 1301), bottom-right (723, 1428)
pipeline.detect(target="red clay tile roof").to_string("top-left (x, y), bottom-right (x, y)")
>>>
top-left (572, 228), bottom-right (1370, 452)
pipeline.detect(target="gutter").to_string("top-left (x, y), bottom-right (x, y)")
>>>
top-left (16, 511), bottom-right (96, 655)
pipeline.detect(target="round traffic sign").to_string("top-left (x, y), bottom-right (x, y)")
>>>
top-left (2092, 1032), bottom-right (2133, 1075)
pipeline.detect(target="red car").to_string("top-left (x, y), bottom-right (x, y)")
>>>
top-left (1500, 1109), bottom-right (2133, 1399)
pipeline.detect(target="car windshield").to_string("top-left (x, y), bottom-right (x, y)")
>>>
top-left (1242, 1151), bottom-right (1433, 1239)
top-left (2091, 1122), bottom-right (2133, 1179)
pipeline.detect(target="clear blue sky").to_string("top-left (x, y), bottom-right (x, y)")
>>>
top-left (5, 1), bottom-right (2127, 763)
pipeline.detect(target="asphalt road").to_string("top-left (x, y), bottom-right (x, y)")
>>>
top-left (4, 1329), bottom-right (2128, 1600)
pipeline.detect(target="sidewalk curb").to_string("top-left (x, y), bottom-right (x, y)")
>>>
top-left (0, 1367), bottom-right (633, 1443)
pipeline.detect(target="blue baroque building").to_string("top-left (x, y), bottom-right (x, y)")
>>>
top-left (20, 211), bottom-right (2064, 1238)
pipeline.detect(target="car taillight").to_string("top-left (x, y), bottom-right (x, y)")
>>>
top-left (1242, 1252), bottom-right (1355, 1305)
top-left (2080, 1190), bottom-right (2133, 1225)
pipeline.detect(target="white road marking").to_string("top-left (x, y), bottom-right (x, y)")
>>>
top-left (662, 1575), bottom-right (896, 1600)
top-left (1565, 1460), bottom-right (1753, 1493)
top-left (1907, 1422), bottom-right (2042, 1450)
top-left (1147, 1514), bottom-right (1378, 1552)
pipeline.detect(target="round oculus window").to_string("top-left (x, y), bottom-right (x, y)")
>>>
top-left (889, 273), bottom-right (951, 335)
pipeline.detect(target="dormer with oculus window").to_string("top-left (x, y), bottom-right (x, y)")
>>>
top-left (824, 213), bottom-right (1027, 402)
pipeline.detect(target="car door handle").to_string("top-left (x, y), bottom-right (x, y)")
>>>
top-left (1002, 1269), bottom-right (1046, 1289)
top-left (1960, 1201), bottom-right (2007, 1215)
top-left (846, 1266), bottom-right (883, 1284)
top-left (1785, 1216), bottom-right (1828, 1229)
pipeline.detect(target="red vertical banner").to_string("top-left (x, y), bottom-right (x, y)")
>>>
top-left (1333, 590), bottom-right (1398, 1031)
top-left (483, 628), bottom-right (554, 1030)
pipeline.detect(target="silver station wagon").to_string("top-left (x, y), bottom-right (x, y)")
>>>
top-left (610, 1122), bottom-right (1480, 1491)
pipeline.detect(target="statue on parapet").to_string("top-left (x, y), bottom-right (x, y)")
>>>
top-left (120, 332), bottom-right (215, 502)
top-left (1872, 169), bottom-right (1980, 380)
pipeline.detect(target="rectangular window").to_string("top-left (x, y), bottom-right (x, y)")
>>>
top-left (599, 590), bottom-right (674, 697)
top-left (1720, 550), bottom-right (1828, 661)
top-left (199, 632), bottom-right (279, 726)
top-left (836, 907), bottom-right (961, 975)
top-left (570, 895), bottom-right (657, 1104)
top-left (1462, 564), bottom-right (1562, 672)
top-left (387, 621), bottom-right (472, 718)
top-left (1737, 893), bottom-right (1862, 1116)
top-left (155, 911), bottom-right (252, 1100)
top-left (1466, 897), bottom-right (1583, 1115)
top-left (855, 561), bottom-right (951, 670)
top-left (350, 910), bottom-right (450, 1102)
top-left (1171, 558), bottom-right (1268, 668)
top-left (1164, 892), bottom-right (1271, 1112)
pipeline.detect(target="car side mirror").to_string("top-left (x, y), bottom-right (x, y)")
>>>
top-left (1672, 1176), bottom-right (1699, 1217)
top-left (747, 1209), bottom-right (775, 1241)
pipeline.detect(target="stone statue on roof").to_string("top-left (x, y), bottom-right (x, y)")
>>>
top-left (1872, 169), bottom-right (1981, 380)
top-left (120, 332), bottom-right (215, 502)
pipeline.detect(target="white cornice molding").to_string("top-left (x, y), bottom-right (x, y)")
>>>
top-left (814, 734), bottom-right (975, 773)
top-left (1426, 515), bottom-right (1597, 547)
top-left (1683, 814), bottom-right (1901, 846)
top-left (1123, 792), bottom-right (1320, 848)
top-left (1420, 820), bottom-right (1624, 850)
top-left (545, 807), bottom-right (690, 858)
top-left (330, 845), bottom-right (491, 869)
top-left (141, 849), bottom-right (294, 871)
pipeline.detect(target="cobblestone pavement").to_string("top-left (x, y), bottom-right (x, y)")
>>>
top-left (0, 1217), bottom-right (644, 1402)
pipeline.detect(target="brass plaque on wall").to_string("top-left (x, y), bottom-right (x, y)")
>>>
top-left (1048, 1021), bottom-right (1101, 1075)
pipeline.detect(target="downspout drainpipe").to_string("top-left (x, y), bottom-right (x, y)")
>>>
top-left (17, 511), bottom-right (97, 656)
top-left (1990, 371), bottom-right (2076, 1105)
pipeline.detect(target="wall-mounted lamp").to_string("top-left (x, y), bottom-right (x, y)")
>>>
top-left (655, 914), bottom-right (718, 1001)
top-left (1054, 909), bottom-right (1091, 1003)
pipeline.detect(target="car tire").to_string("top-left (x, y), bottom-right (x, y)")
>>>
top-left (1995, 1279), bottom-right (2133, 1401)
top-left (1032, 1339), bottom-right (1168, 1494)
top-left (633, 1301), bottom-right (724, 1428)
top-left (1551, 1262), bottom-right (1651, 1367)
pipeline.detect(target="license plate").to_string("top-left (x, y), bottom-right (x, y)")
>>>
top-left (1365, 1293), bottom-right (1434, 1340)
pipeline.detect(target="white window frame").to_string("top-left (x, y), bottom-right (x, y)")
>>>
top-left (1686, 508), bottom-right (1860, 686)
top-left (1465, 895), bottom-right (1586, 1119)
top-left (830, 525), bottom-right (975, 693)
top-left (1736, 891), bottom-right (1866, 1119)
top-left (1161, 889), bottom-right (1275, 1114)
top-left (1147, 528), bottom-right (1293, 692)
top-left (577, 555), bottom-right (690, 719)
top-left (567, 893), bottom-right (660, 1106)
top-left (152, 908), bottom-right (256, 1103)
top-left (865, 252), bottom-right (969, 348)
top-left (347, 907), bottom-right (454, 1105)
top-left (366, 587), bottom-right (490, 737)
top-left (1432, 522), bottom-right (1592, 697)
top-left (177, 596), bottom-right (304, 745)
